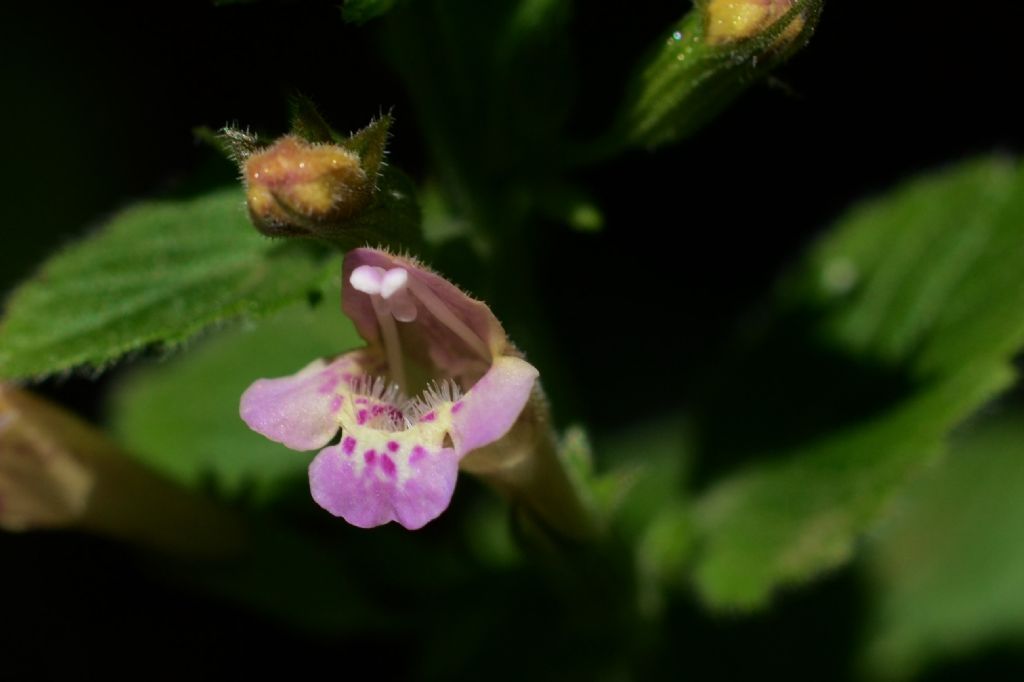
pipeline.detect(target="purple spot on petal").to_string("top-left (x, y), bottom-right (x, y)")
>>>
top-left (387, 441), bottom-right (399, 452)
top-left (330, 395), bottom-right (343, 412)
top-left (364, 449), bottom-right (376, 465)
top-left (421, 411), bottom-right (436, 422)
top-left (410, 446), bottom-right (426, 464)
top-left (451, 401), bottom-right (464, 414)
top-left (371, 404), bottom-right (385, 416)
top-left (354, 397), bottom-right (368, 405)
top-left (342, 436), bottom-right (356, 455)
top-left (357, 409), bottom-right (368, 425)
top-left (381, 454), bottom-right (396, 476)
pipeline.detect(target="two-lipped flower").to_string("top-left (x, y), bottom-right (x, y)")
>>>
top-left (241, 248), bottom-right (538, 529)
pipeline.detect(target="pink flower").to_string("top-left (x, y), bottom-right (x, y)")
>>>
top-left (240, 248), bottom-right (539, 530)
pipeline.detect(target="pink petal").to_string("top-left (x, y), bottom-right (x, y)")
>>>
top-left (239, 353), bottom-right (367, 451)
top-left (308, 442), bottom-right (459, 530)
top-left (449, 356), bottom-right (539, 455)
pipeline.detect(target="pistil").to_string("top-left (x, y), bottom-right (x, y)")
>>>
top-left (369, 294), bottom-right (407, 394)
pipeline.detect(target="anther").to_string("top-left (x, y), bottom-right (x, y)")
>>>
top-left (351, 266), bottom-right (418, 323)
top-left (380, 268), bottom-right (408, 299)
top-left (350, 265), bottom-right (385, 296)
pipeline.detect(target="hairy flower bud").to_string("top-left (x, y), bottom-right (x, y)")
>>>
top-left (705, 0), bottom-right (805, 46)
top-left (221, 110), bottom-right (420, 249)
top-left (243, 135), bottom-right (373, 237)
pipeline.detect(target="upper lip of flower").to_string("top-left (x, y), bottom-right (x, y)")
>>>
top-left (341, 248), bottom-right (512, 392)
top-left (239, 247), bottom-right (539, 530)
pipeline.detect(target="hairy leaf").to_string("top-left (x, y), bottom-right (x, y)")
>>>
top-left (0, 188), bottom-right (334, 380)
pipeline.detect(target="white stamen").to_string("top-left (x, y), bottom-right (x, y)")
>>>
top-left (349, 375), bottom-right (404, 405)
top-left (406, 278), bottom-right (491, 360)
top-left (380, 268), bottom-right (409, 299)
top-left (350, 265), bottom-right (385, 295)
top-left (402, 379), bottom-right (464, 423)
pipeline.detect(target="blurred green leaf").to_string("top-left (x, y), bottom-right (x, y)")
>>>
top-left (600, 0), bottom-right (822, 153)
top-left (337, 165), bottom-right (423, 249)
top-left (0, 188), bottom-right (335, 380)
top-left (420, 181), bottom-right (472, 244)
top-left (636, 502), bottom-right (692, 617)
top-left (862, 413), bottom-right (1024, 680)
top-left (287, 94), bottom-right (336, 144)
top-left (691, 157), bottom-right (1024, 608)
top-left (538, 184), bottom-right (604, 232)
top-left (591, 416), bottom-right (692, 616)
top-left (342, 0), bottom-right (399, 24)
top-left (109, 299), bottom-right (359, 502)
top-left (596, 416), bottom-right (691, 539)
top-left (382, 0), bottom-right (575, 240)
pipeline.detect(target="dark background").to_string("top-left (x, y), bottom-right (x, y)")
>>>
top-left (2, 1), bottom-right (1022, 679)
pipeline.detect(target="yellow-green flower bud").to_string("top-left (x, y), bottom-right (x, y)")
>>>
top-left (705, 0), bottom-right (805, 46)
top-left (596, 0), bottom-right (821, 151)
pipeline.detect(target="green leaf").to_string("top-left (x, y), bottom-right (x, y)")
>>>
top-left (108, 300), bottom-right (359, 502)
top-left (0, 188), bottom-right (334, 381)
top-left (690, 157), bottom-right (1024, 609)
top-left (861, 413), bottom-right (1024, 679)
top-left (599, 0), bottom-right (822, 153)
